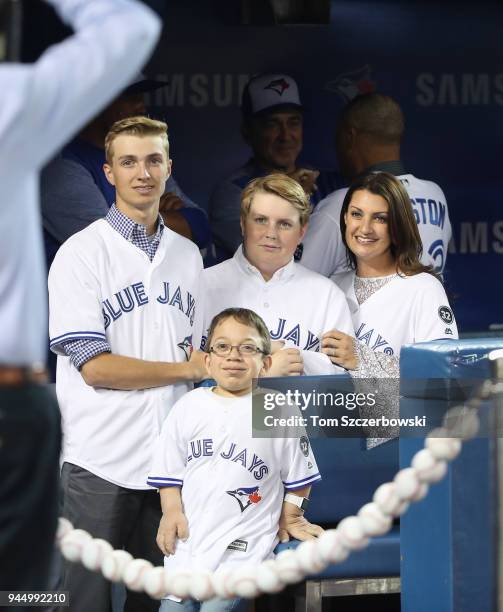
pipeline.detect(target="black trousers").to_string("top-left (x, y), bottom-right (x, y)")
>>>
top-left (58, 463), bottom-right (162, 612)
top-left (0, 384), bottom-right (61, 610)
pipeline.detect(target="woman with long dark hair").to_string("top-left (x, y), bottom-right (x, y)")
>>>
top-left (322, 172), bottom-right (457, 377)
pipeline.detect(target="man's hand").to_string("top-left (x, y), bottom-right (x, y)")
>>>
top-left (159, 192), bottom-right (193, 240)
top-left (187, 350), bottom-right (208, 382)
top-left (266, 348), bottom-right (303, 377)
top-left (321, 330), bottom-right (358, 370)
top-left (156, 511), bottom-right (189, 556)
top-left (288, 168), bottom-right (320, 197)
top-left (278, 507), bottom-right (324, 543)
top-left (159, 192), bottom-right (184, 212)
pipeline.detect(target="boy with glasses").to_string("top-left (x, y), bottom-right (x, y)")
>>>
top-left (148, 308), bottom-right (322, 611)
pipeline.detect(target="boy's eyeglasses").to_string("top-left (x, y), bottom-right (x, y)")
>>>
top-left (209, 342), bottom-right (266, 356)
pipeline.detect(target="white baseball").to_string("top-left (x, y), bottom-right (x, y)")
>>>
top-left (228, 565), bottom-right (260, 599)
top-left (56, 518), bottom-right (73, 543)
top-left (211, 566), bottom-right (235, 599)
top-left (167, 569), bottom-right (192, 599)
top-left (394, 468), bottom-right (422, 502)
top-left (317, 530), bottom-right (349, 564)
top-left (295, 540), bottom-right (326, 574)
top-left (426, 429), bottom-right (462, 461)
top-left (336, 516), bottom-right (369, 551)
top-left (274, 549), bottom-right (304, 584)
top-left (373, 482), bottom-right (409, 516)
top-left (102, 550), bottom-right (133, 582)
top-left (143, 567), bottom-right (168, 599)
top-left (81, 538), bottom-right (113, 571)
top-left (357, 503), bottom-right (392, 536)
top-left (443, 406), bottom-right (479, 440)
top-left (255, 560), bottom-right (284, 594)
top-left (60, 529), bottom-right (92, 563)
top-left (122, 558), bottom-right (153, 592)
top-left (412, 449), bottom-right (448, 483)
top-left (189, 570), bottom-right (215, 601)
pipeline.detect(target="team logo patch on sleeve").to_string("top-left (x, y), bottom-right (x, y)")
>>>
top-left (227, 486), bottom-right (262, 513)
top-left (438, 306), bottom-right (454, 325)
top-left (300, 436), bottom-right (310, 457)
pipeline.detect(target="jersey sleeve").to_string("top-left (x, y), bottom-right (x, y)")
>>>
top-left (48, 237), bottom-right (108, 355)
top-left (281, 433), bottom-right (321, 491)
top-left (411, 276), bottom-right (459, 342)
top-left (191, 268), bottom-right (206, 351)
top-left (301, 192), bottom-right (348, 277)
top-left (147, 405), bottom-right (187, 488)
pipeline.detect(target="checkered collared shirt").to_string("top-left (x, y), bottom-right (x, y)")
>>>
top-left (62, 205), bottom-right (165, 370)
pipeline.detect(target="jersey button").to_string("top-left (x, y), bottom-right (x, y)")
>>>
top-left (264, 302), bottom-right (269, 308)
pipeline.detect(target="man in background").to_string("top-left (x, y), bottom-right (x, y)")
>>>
top-left (301, 92), bottom-right (452, 276)
top-left (41, 73), bottom-right (210, 269)
top-left (209, 72), bottom-right (339, 261)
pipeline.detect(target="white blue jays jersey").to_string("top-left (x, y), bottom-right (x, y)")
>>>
top-left (301, 173), bottom-right (452, 276)
top-left (49, 219), bottom-right (203, 489)
top-left (201, 247), bottom-right (355, 375)
top-left (332, 271), bottom-right (458, 356)
top-left (147, 387), bottom-right (320, 573)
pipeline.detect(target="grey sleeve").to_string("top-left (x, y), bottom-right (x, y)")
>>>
top-left (41, 156), bottom-right (109, 244)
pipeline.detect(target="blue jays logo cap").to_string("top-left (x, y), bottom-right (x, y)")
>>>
top-left (122, 72), bottom-right (169, 96)
top-left (241, 73), bottom-right (303, 117)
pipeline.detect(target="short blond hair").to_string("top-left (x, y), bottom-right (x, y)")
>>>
top-left (240, 174), bottom-right (312, 227)
top-left (105, 115), bottom-right (169, 163)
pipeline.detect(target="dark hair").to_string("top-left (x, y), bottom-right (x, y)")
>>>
top-left (338, 92), bottom-right (404, 145)
top-left (340, 172), bottom-right (436, 278)
top-left (205, 308), bottom-right (271, 355)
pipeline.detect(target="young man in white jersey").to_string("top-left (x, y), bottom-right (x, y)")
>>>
top-left (301, 92), bottom-right (452, 276)
top-left (149, 308), bottom-right (322, 611)
top-left (48, 116), bottom-right (207, 612)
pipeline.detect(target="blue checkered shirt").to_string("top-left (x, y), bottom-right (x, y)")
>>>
top-left (62, 205), bottom-right (165, 370)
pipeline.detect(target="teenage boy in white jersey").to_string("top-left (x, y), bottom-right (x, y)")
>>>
top-left (49, 116), bottom-right (206, 612)
top-left (148, 308), bottom-right (322, 611)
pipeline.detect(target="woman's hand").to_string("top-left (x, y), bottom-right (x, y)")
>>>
top-left (321, 329), bottom-right (359, 370)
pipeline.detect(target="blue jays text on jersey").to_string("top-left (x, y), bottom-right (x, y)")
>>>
top-left (203, 318), bottom-right (321, 352)
top-left (102, 281), bottom-right (196, 329)
top-left (187, 438), bottom-right (269, 480)
top-left (356, 323), bottom-right (394, 355)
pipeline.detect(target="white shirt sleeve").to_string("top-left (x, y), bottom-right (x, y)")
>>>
top-left (301, 192), bottom-right (349, 277)
top-left (147, 406), bottom-right (187, 488)
top-left (1, 0), bottom-right (161, 169)
top-left (281, 434), bottom-right (321, 491)
top-left (300, 280), bottom-right (355, 376)
top-left (48, 238), bottom-right (108, 354)
top-left (411, 276), bottom-right (458, 342)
